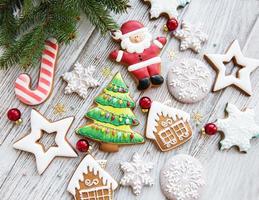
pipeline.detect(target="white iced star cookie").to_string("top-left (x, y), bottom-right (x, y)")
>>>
top-left (120, 153), bottom-right (154, 195)
top-left (62, 62), bottom-right (100, 99)
top-left (13, 109), bottom-right (78, 175)
top-left (167, 58), bottom-right (212, 103)
top-left (216, 103), bottom-right (259, 152)
top-left (160, 154), bottom-right (205, 200)
top-left (143, 0), bottom-right (191, 19)
top-left (174, 20), bottom-right (208, 53)
top-left (205, 40), bottom-right (259, 95)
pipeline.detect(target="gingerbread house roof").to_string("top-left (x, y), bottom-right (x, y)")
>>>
top-left (146, 101), bottom-right (190, 140)
top-left (67, 155), bottom-right (118, 196)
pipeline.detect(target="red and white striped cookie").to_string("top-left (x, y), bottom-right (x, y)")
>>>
top-left (14, 38), bottom-right (59, 106)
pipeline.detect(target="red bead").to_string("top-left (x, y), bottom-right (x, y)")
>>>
top-left (166, 18), bottom-right (179, 31)
top-left (76, 139), bottom-right (90, 152)
top-left (7, 108), bottom-right (21, 122)
top-left (130, 133), bottom-right (134, 139)
top-left (139, 97), bottom-right (152, 109)
top-left (204, 123), bottom-right (217, 135)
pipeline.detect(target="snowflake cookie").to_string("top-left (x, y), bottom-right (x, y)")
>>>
top-left (62, 62), bottom-right (100, 99)
top-left (120, 153), bottom-right (154, 195)
top-left (216, 103), bottom-right (259, 152)
top-left (160, 154), bottom-right (205, 200)
top-left (167, 58), bottom-right (212, 104)
top-left (174, 21), bottom-right (208, 53)
top-left (143, 0), bottom-right (191, 19)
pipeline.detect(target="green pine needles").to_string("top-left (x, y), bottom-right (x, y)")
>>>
top-left (0, 0), bottom-right (129, 69)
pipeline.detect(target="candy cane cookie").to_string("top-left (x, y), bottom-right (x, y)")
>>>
top-left (14, 38), bottom-right (59, 106)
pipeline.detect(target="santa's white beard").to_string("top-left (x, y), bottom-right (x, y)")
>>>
top-left (120, 32), bottom-right (152, 53)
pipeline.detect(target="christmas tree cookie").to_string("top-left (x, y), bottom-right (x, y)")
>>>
top-left (76, 72), bottom-right (144, 152)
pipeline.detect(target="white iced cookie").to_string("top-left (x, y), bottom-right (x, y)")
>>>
top-left (167, 58), bottom-right (212, 103)
top-left (62, 62), bottom-right (100, 99)
top-left (160, 154), bottom-right (205, 200)
top-left (216, 103), bottom-right (259, 152)
top-left (174, 21), bottom-right (208, 53)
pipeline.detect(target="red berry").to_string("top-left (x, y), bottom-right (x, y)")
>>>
top-left (139, 97), bottom-right (152, 110)
top-left (204, 123), bottom-right (217, 135)
top-left (7, 108), bottom-right (21, 122)
top-left (76, 139), bottom-right (90, 152)
top-left (166, 18), bottom-right (179, 31)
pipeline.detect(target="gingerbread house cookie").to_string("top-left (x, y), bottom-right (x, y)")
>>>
top-left (67, 154), bottom-right (118, 200)
top-left (146, 101), bottom-right (192, 151)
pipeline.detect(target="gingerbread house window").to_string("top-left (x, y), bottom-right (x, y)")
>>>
top-left (79, 186), bottom-right (112, 200)
top-left (158, 120), bottom-right (189, 148)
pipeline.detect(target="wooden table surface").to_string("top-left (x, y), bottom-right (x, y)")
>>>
top-left (1, 0), bottom-right (259, 199)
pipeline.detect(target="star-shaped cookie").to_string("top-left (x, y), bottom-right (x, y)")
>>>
top-left (13, 109), bottom-right (78, 174)
top-left (174, 20), bottom-right (208, 53)
top-left (143, 0), bottom-right (191, 19)
top-left (205, 40), bottom-right (259, 95)
top-left (62, 62), bottom-right (100, 99)
top-left (120, 153), bottom-right (154, 195)
top-left (216, 103), bottom-right (259, 152)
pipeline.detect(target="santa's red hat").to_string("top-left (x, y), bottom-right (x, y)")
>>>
top-left (111, 20), bottom-right (148, 40)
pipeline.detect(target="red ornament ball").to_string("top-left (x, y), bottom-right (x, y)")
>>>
top-left (204, 123), bottom-right (217, 135)
top-left (166, 18), bottom-right (179, 31)
top-left (76, 139), bottom-right (90, 152)
top-left (139, 96), bottom-right (152, 110)
top-left (7, 108), bottom-right (21, 122)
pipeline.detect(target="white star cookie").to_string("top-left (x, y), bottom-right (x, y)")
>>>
top-left (62, 62), bottom-right (100, 99)
top-left (216, 103), bottom-right (259, 152)
top-left (144, 0), bottom-right (191, 19)
top-left (120, 153), bottom-right (154, 195)
top-left (174, 20), bottom-right (208, 53)
top-left (13, 109), bottom-right (78, 175)
top-left (205, 40), bottom-right (259, 95)
top-left (160, 154), bottom-right (205, 200)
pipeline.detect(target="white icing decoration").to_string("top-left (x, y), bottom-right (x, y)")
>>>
top-left (205, 40), bottom-right (259, 95)
top-left (216, 103), bottom-right (259, 152)
top-left (120, 153), bottom-right (154, 195)
top-left (62, 62), bottom-right (100, 99)
top-left (85, 179), bottom-right (99, 186)
top-left (146, 101), bottom-right (190, 140)
top-left (67, 155), bottom-right (118, 196)
top-left (144, 0), bottom-right (191, 19)
top-left (160, 154), bottom-right (205, 200)
top-left (174, 20), bottom-right (208, 53)
top-left (167, 58), bottom-right (212, 103)
top-left (13, 109), bottom-right (78, 175)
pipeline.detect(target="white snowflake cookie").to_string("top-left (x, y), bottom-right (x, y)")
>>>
top-left (160, 154), bottom-right (205, 200)
top-left (120, 153), bottom-right (154, 195)
top-left (62, 62), bottom-right (100, 99)
top-left (174, 21), bottom-right (208, 53)
top-left (216, 103), bottom-right (259, 152)
top-left (167, 58), bottom-right (212, 103)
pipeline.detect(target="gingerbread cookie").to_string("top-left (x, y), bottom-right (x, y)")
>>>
top-left (143, 0), bottom-right (191, 19)
top-left (62, 62), bottom-right (100, 99)
top-left (13, 109), bottom-right (78, 175)
top-left (146, 101), bottom-right (192, 151)
top-left (160, 154), bottom-right (205, 200)
top-left (14, 38), bottom-right (59, 105)
top-left (216, 103), bottom-right (259, 152)
top-left (67, 154), bottom-right (118, 200)
top-left (174, 21), bottom-right (208, 53)
top-left (205, 40), bottom-right (259, 95)
top-left (109, 20), bottom-right (167, 90)
top-left (167, 58), bottom-right (212, 103)
top-left (120, 153), bottom-right (154, 195)
top-left (76, 72), bottom-right (144, 152)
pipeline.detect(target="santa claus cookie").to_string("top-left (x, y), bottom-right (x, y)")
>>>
top-left (109, 20), bottom-right (167, 90)
top-left (167, 58), bottom-right (212, 104)
top-left (160, 154), bottom-right (205, 200)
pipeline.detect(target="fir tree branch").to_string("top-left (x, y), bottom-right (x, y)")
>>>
top-left (100, 0), bottom-right (130, 14)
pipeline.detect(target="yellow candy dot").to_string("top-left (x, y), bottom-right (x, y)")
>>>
top-left (119, 100), bottom-right (123, 104)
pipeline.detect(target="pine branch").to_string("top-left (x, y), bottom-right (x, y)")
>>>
top-left (100, 0), bottom-right (130, 14)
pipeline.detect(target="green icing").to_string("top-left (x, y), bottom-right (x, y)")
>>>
top-left (95, 93), bottom-right (135, 108)
top-left (87, 107), bottom-right (139, 126)
top-left (106, 73), bottom-right (129, 93)
top-left (76, 125), bottom-right (144, 144)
